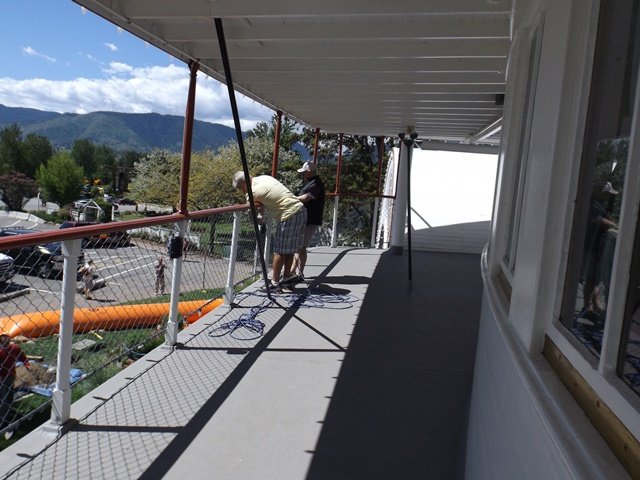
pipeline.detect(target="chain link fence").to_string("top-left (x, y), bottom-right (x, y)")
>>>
top-left (0, 209), bottom-right (260, 442)
top-left (313, 195), bottom-right (378, 248)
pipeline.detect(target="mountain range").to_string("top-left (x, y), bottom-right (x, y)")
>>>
top-left (0, 104), bottom-right (239, 152)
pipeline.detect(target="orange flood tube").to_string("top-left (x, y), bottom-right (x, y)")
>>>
top-left (0, 299), bottom-right (224, 338)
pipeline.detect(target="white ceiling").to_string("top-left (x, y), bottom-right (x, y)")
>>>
top-left (73, 0), bottom-right (512, 145)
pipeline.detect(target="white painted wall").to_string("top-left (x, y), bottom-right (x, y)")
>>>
top-left (405, 148), bottom-right (497, 253)
top-left (466, 291), bottom-right (630, 479)
top-left (409, 149), bottom-right (497, 229)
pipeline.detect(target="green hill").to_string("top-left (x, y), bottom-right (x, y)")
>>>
top-left (0, 104), bottom-right (239, 152)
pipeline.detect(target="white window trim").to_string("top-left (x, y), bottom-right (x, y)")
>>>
top-left (546, 0), bottom-right (640, 441)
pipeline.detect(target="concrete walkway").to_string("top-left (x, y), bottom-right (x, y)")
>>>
top-left (0, 247), bottom-right (482, 479)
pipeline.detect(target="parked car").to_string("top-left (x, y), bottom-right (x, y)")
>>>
top-left (0, 228), bottom-right (85, 278)
top-left (73, 198), bottom-right (90, 209)
top-left (0, 252), bottom-right (16, 285)
top-left (59, 221), bottom-right (131, 247)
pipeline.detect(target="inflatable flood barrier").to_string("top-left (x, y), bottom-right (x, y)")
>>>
top-left (0, 299), bottom-right (224, 338)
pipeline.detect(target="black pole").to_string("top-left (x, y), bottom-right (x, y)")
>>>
top-left (214, 18), bottom-right (272, 299)
top-left (404, 137), bottom-right (415, 281)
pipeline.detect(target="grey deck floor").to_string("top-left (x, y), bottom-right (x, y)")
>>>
top-left (0, 247), bottom-right (482, 480)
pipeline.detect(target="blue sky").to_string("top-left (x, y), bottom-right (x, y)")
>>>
top-left (0, 0), bottom-right (273, 129)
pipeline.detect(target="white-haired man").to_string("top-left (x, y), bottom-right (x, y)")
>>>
top-left (233, 171), bottom-right (307, 291)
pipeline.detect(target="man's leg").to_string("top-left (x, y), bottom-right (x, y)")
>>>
top-left (272, 253), bottom-right (285, 283)
top-left (297, 248), bottom-right (308, 276)
top-left (283, 254), bottom-right (295, 278)
top-left (0, 376), bottom-right (13, 427)
top-left (295, 224), bottom-right (316, 277)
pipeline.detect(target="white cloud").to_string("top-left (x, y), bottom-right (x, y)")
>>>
top-left (104, 43), bottom-right (118, 52)
top-left (0, 64), bottom-right (272, 130)
top-left (22, 46), bottom-right (57, 63)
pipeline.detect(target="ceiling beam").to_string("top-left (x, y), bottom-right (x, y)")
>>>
top-left (184, 38), bottom-right (511, 59)
top-left (109, 0), bottom-right (511, 19)
top-left (143, 16), bottom-right (509, 42)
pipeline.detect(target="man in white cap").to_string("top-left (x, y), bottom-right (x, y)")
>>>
top-left (232, 171), bottom-right (306, 292)
top-left (289, 161), bottom-right (325, 283)
top-left (580, 180), bottom-right (619, 320)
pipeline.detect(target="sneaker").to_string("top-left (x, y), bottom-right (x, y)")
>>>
top-left (281, 274), bottom-right (304, 285)
top-left (269, 281), bottom-right (283, 293)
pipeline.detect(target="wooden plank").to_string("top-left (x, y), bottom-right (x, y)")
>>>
top-left (543, 336), bottom-right (640, 478)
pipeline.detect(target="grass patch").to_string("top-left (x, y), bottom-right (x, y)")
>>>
top-left (120, 212), bottom-right (146, 221)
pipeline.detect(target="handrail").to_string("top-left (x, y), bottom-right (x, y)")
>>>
top-left (0, 204), bottom-right (250, 249)
top-left (326, 192), bottom-right (395, 200)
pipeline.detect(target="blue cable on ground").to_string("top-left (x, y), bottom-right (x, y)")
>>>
top-left (209, 287), bottom-right (359, 341)
top-left (208, 297), bottom-right (272, 340)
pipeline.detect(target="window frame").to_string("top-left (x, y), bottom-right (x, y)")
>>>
top-left (547, 0), bottom-right (640, 440)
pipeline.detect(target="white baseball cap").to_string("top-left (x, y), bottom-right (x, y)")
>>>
top-left (297, 161), bottom-right (317, 174)
top-left (602, 181), bottom-right (619, 195)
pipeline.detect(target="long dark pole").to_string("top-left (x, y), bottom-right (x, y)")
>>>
top-left (214, 18), bottom-right (271, 297)
top-left (405, 138), bottom-right (413, 281)
top-left (312, 128), bottom-right (320, 164)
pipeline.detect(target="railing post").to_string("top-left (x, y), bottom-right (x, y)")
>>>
top-left (331, 196), bottom-right (339, 248)
top-left (166, 220), bottom-right (187, 346)
top-left (371, 197), bottom-right (380, 248)
top-left (224, 211), bottom-right (241, 304)
top-left (51, 238), bottom-right (81, 426)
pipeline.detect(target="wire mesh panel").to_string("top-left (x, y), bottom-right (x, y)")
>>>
top-left (314, 196), bottom-right (377, 247)
top-left (0, 207), bottom-right (259, 440)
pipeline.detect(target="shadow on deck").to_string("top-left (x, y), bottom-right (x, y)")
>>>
top-left (306, 249), bottom-right (482, 479)
top-left (0, 247), bottom-right (482, 480)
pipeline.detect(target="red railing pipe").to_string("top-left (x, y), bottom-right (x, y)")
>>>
top-left (0, 205), bottom-right (249, 250)
top-left (271, 110), bottom-right (282, 177)
top-left (179, 61), bottom-right (199, 214)
top-left (335, 133), bottom-right (344, 194)
top-left (312, 128), bottom-right (320, 164)
top-left (376, 136), bottom-right (384, 195)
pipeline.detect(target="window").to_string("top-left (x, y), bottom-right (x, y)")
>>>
top-left (561, 0), bottom-right (640, 368)
top-left (502, 21), bottom-right (544, 279)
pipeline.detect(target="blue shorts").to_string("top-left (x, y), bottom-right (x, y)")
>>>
top-left (273, 208), bottom-right (307, 254)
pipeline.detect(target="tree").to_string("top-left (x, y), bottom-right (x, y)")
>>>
top-left (128, 149), bottom-right (181, 207)
top-left (71, 139), bottom-right (97, 179)
top-left (0, 171), bottom-right (38, 211)
top-left (36, 152), bottom-right (84, 207)
top-left (94, 144), bottom-right (117, 185)
top-left (246, 113), bottom-right (301, 151)
top-left (21, 134), bottom-right (53, 178)
top-left (0, 124), bottom-right (24, 174)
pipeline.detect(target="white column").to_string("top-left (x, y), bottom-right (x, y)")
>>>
top-left (370, 197), bottom-right (380, 248)
top-left (166, 221), bottom-right (187, 346)
top-left (224, 211), bottom-right (241, 304)
top-left (390, 141), bottom-right (410, 255)
top-left (51, 238), bottom-right (81, 426)
top-left (331, 196), bottom-right (340, 247)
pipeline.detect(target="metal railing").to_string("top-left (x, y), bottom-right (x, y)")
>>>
top-left (0, 194), bottom-right (389, 442)
top-left (312, 193), bottom-right (386, 248)
top-left (0, 205), bottom-right (263, 438)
